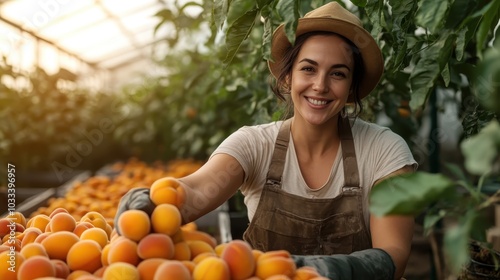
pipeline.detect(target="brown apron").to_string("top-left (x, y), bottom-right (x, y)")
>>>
top-left (243, 117), bottom-right (372, 255)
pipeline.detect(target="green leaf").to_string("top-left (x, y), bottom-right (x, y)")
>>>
top-left (351, 0), bottom-right (367, 7)
top-left (423, 210), bottom-right (446, 235)
top-left (409, 35), bottom-right (455, 111)
top-left (276, 0), bottom-right (300, 45)
top-left (461, 120), bottom-right (500, 175)
top-left (223, 9), bottom-right (258, 65)
top-left (443, 210), bottom-right (476, 274)
top-left (474, 39), bottom-right (500, 113)
top-left (415, 0), bottom-right (450, 33)
top-left (369, 172), bottom-right (456, 216)
top-left (455, 27), bottom-right (468, 61)
top-left (475, 0), bottom-right (500, 57)
top-left (262, 17), bottom-right (274, 61)
top-left (445, 0), bottom-right (477, 29)
top-left (441, 63), bottom-right (450, 87)
top-left (226, 0), bottom-right (256, 26)
top-left (213, 0), bottom-right (230, 30)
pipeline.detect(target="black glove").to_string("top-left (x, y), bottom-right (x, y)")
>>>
top-left (114, 187), bottom-right (156, 235)
top-left (292, 248), bottom-right (395, 280)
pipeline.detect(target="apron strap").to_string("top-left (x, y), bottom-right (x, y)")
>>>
top-left (339, 117), bottom-right (360, 188)
top-left (266, 117), bottom-right (360, 188)
top-left (266, 119), bottom-right (292, 185)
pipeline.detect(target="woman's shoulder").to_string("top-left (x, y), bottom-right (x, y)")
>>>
top-left (235, 121), bottom-right (283, 140)
top-left (351, 118), bottom-right (405, 143)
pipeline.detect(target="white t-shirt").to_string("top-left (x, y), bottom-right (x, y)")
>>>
top-left (211, 118), bottom-right (418, 230)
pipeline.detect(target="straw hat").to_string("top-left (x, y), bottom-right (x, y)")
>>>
top-left (268, 2), bottom-right (384, 101)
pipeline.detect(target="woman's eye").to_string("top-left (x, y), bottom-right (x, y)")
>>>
top-left (331, 72), bottom-right (346, 77)
top-left (301, 67), bottom-right (314, 72)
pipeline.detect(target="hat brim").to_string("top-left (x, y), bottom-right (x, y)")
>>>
top-left (268, 17), bottom-right (384, 101)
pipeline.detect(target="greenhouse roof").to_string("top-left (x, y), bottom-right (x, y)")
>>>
top-left (0, 0), bottom-right (180, 73)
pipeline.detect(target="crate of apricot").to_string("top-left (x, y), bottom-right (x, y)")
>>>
top-left (0, 159), bottom-right (328, 280)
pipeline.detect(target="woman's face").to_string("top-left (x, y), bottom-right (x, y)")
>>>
top-left (289, 34), bottom-right (354, 126)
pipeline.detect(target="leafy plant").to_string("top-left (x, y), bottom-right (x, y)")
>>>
top-left (370, 38), bottom-right (500, 276)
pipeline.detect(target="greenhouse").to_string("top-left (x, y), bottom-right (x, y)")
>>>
top-left (0, 0), bottom-right (499, 279)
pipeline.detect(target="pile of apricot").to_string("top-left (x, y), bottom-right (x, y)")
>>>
top-left (0, 161), bottom-right (329, 279)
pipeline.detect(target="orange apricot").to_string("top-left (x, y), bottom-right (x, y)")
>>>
top-left (137, 258), bottom-right (167, 280)
top-left (6, 211), bottom-right (27, 228)
top-left (80, 227), bottom-right (109, 248)
top-left (136, 233), bottom-right (174, 260)
top-left (40, 231), bottom-right (79, 261)
top-left (293, 266), bottom-right (321, 280)
top-left (20, 242), bottom-right (48, 259)
top-left (17, 255), bottom-right (56, 280)
top-left (187, 240), bottom-right (215, 259)
top-left (255, 256), bottom-right (296, 279)
top-left (192, 251), bottom-right (217, 264)
top-left (67, 270), bottom-right (92, 280)
top-left (103, 262), bottom-right (140, 280)
top-left (116, 209), bottom-right (150, 242)
top-left (51, 259), bottom-right (71, 279)
top-left (193, 256), bottom-right (230, 280)
top-left (48, 207), bottom-right (70, 218)
top-left (27, 215), bottom-right (51, 232)
top-left (67, 240), bottom-right (102, 273)
top-left (221, 239), bottom-right (256, 280)
top-left (0, 250), bottom-right (24, 280)
top-left (49, 212), bottom-right (76, 232)
top-left (150, 203), bottom-right (182, 236)
top-left (107, 237), bottom-right (139, 266)
top-left (73, 222), bottom-right (95, 237)
top-left (20, 227), bottom-right (43, 248)
top-left (173, 241), bottom-right (191, 261)
top-left (181, 229), bottom-right (217, 248)
top-left (149, 177), bottom-right (184, 207)
top-left (153, 260), bottom-right (191, 280)
top-left (80, 212), bottom-right (108, 231)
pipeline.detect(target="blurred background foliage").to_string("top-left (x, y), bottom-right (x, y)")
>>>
top-left (1, 0), bottom-right (498, 186)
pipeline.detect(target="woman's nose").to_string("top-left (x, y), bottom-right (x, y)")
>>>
top-left (312, 75), bottom-right (328, 93)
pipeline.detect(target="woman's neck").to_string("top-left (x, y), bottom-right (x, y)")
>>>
top-left (290, 115), bottom-right (341, 159)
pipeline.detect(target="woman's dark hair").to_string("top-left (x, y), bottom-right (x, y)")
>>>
top-left (270, 31), bottom-right (365, 118)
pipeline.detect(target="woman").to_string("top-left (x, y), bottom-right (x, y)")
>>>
top-left (116, 2), bottom-right (417, 279)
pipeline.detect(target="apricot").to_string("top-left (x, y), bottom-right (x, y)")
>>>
top-left (40, 231), bottom-right (79, 261)
top-left (137, 233), bottom-right (174, 259)
top-left (34, 232), bottom-right (51, 244)
top-left (49, 212), bottom-right (76, 232)
top-left (107, 237), bottom-right (139, 265)
top-left (187, 240), bottom-right (215, 259)
top-left (116, 209), bottom-right (150, 242)
top-left (0, 219), bottom-right (25, 239)
top-left (67, 240), bottom-right (102, 273)
top-left (66, 270), bottom-right (92, 280)
top-left (181, 229), bottom-right (217, 248)
top-left (73, 222), bottom-right (95, 237)
top-left (153, 260), bottom-right (191, 280)
top-left (151, 203), bottom-right (182, 236)
top-left (20, 242), bottom-right (48, 259)
top-left (103, 262), bottom-right (140, 280)
top-left (80, 227), bottom-right (109, 248)
top-left (173, 241), bottom-right (191, 261)
top-left (193, 256), bottom-right (230, 280)
top-left (48, 207), bottom-right (70, 218)
top-left (255, 256), bottom-right (296, 279)
top-left (181, 260), bottom-right (196, 274)
top-left (0, 250), bottom-right (24, 280)
top-left (6, 211), bottom-right (27, 227)
top-left (101, 244), bottom-right (111, 266)
top-left (51, 259), bottom-right (71, 279)
top-left (20, 227), bottom-right (43, 248)
top-left (258, 249), bottom-right (292, 262)
top-left (221, 240), bottom-right (256, 280)
top-left (215, 243), bottom-right (228, 256)
top-left (293, 266), bottom-right (321, 280)
top-left (192, 251), bottom-right (217, 264)
top-left (27, 214), bottom-right (50, 232)
top-left (17, 255), bottom-right (56, 280)
top-left (80, 212), bottom-right (108, 231)
top-left (149, 177), bottom-right (185, 208)
top-left (267, 275), bottom-right (292, 280)
top-left (137, 258), bottom-right (167, 280)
